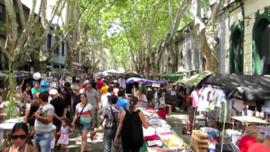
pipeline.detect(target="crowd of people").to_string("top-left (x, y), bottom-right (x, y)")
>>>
top-left (1, 75), bottom-right (182, 152)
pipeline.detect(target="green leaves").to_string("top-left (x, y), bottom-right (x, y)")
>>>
top-left (78, 0), bottom-right (192, 70)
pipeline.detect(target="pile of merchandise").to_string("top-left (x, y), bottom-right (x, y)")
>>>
top-left (140, 108), bottom-right (189, 151)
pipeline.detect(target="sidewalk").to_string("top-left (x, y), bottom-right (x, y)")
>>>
top-left (166, 112), bottom-right (191, 145)
top-left (66, 130), bottom-right (104, 152)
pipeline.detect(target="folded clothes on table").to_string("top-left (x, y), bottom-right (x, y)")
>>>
top-left (144, 127), bottom-right (159, 140)
top-left (147, 140), bottom-right (163, 147)
top-left (144, 134), bottom-right (159, 140)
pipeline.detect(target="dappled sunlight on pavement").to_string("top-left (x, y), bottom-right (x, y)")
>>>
top-left (66, 113), bottom-right (191, 151)
top-left (166, 113), bottom-right (191, 145)
top-left (67, 131), bottom-right (104, 151)
top-left (168, 114), bottom-right (189, 124)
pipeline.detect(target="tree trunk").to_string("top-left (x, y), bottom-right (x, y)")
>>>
top-left (192, 0), bottom-right (224, 73)
top-left (196, 30), bottom-right (219, 72)
top-left (6, 61), bottom-right (16, 118)
top-left (168, 39), bottom-right (178, 72)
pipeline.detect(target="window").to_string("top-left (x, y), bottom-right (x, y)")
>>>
top-left (54, 46), bottom-right (59, 55)
top-left (253, 19), bottom-right (270, 75)
top-left (47, 34), bottom-right (52, 49)
top-left (61, 42), bottom-right (65, 56)
top-left (230, 28), bottom-right (243, 74)
top-left (54, 36), bottom-right (60, 55)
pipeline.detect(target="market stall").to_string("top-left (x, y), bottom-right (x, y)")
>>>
top-left (139, 107), bottom-right (190, 152)
top-left (189, 73), bottom-right (270, 151)
top-left (126, 77), bottom-right (165, 85)
top-left (174, 71), bottom-right (212, 87)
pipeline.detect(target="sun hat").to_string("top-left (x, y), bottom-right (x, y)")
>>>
top-left (33, 72), bottom-right (41, 80)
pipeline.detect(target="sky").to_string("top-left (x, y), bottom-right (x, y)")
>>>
top-left (107, 18), bottom-right (125, 37)
top-left (21, 0), bottom-right (67, 26)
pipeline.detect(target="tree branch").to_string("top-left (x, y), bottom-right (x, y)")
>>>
top-left (4, 0), bottom-right (17, 49)
top-left (15, 0), bottom-right (44, 60)
top-left (208, 0), bottom-right (224, 26)
top-left (15, 0), bottom-right (67, 63)
top-left (0, 41), bottom-right (12, 62)
top-left (168, 0), bottom-right (191, 42)
top-left (17, 0), bottom-right (26, 28)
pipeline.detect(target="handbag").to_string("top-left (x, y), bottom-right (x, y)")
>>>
top-left (76, 103), bottom-right (87, 128)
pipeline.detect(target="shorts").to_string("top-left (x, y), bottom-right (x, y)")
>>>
top-left (79, 123), bottom-right (91, 131)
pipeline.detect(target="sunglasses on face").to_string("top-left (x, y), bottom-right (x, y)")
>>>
top-left (11, 135), bottom-right (27, 139)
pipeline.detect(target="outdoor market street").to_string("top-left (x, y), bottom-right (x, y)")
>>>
top-left (1, 0), bottom-right (270, 152)
top-left (67, 112), bottom-right (190, 152)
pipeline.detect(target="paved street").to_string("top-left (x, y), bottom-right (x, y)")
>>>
top-left (66, 112), bottom-right (190, 152)
top-left (67, 131), bottom-right (104, 152)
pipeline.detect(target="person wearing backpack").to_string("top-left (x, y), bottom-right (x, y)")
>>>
top-left (114, 95), bottom-right (149, 152)
top-left (94, 94), bottom-right (123, 152)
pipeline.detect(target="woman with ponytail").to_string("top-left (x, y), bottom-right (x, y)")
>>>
top-left (114, 96), bottom-right (149, 152)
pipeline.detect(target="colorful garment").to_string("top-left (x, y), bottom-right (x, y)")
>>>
top-left (117, 97), bottom-right (129, 109)
top-left (57, 126), bottom-right (70, 145)
top-left (100, 85), bottom-right (109, 95)
top-left (248, 143), bottom-right (270, 152)
top-left (102, 104), bottom-right (123, 128)
top-left (238, 135), bottom-right (257, 152)
top-left (31, 87), bottom-right (41, 96)
top-left (97, 80), bottom-right (104, 90)
top-left (191, 90), bottom-right (200, 108)
top-left (76, 103), bottom-right (92, 124)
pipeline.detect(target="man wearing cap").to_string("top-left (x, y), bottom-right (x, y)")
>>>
top-left (49, 89), bottom-right (67, 131)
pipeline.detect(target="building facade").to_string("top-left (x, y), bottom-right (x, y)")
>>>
top-left (173, 0), bottom-right (270, 76)
top-left (0, 1), bottom-right (69, 72)
top-left (46, 25), bottom-right (68, 69)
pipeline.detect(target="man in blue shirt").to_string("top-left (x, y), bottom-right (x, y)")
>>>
top-left (117, 89), bottom-right (129, 109)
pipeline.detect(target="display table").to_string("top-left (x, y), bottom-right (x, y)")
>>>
top-left (0, 118), bottom-right (23, 149)
top-left (231, 116), bottom-right (269, 124)
top-left (139, 108), bottom-right (189, 152)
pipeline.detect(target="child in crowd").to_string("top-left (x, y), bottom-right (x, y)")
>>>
top-left (57, 118), bottom-right (73, 152)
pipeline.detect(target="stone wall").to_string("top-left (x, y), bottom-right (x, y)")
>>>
top-left (180, 33), bottom-right (202, 71)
